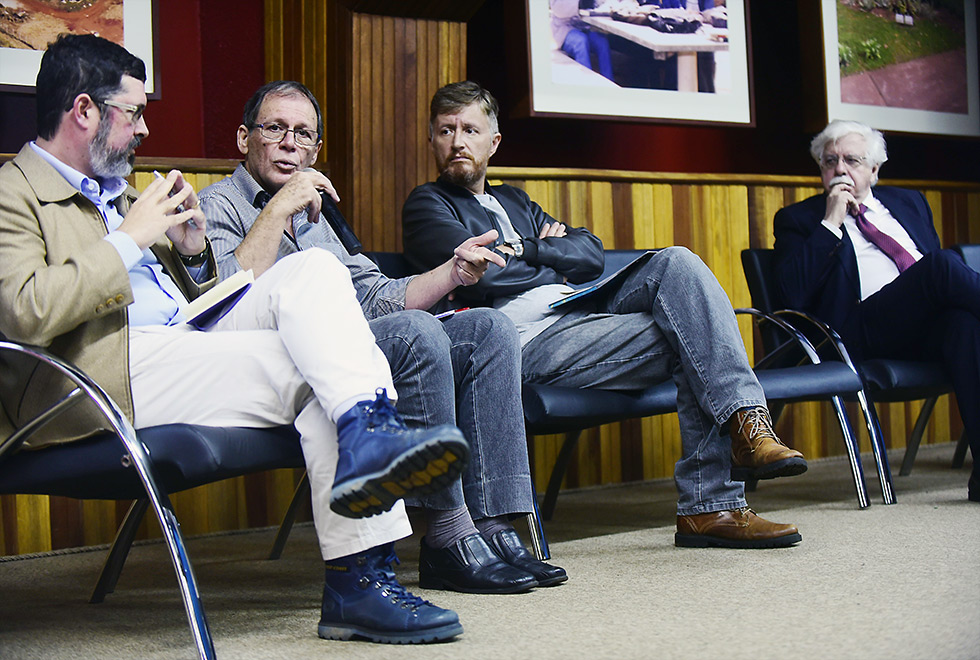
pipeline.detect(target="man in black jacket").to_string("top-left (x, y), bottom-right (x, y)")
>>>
top-left (403, 81), bottom-right (808, 548)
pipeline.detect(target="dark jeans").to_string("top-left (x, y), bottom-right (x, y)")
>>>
top-left (371, 308), bottom-right (534, 518)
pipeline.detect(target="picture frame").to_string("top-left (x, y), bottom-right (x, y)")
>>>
top-left (525, 0), bottom-right (754, 125)
top-left (0, 0), bottom-right (159, 98)
top-left (819, 0), bottom-right (979, 137)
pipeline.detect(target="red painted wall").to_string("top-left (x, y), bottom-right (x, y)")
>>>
top-left (0, 0), bottom-right (264, 159)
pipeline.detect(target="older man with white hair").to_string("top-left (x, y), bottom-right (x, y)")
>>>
top-left (773, 119), bottom-right (980, 503)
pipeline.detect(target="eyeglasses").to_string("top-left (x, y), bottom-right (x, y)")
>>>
top-left (252, 123), bottom-right (320, 147)
top-left (100, 99), bottom-right (145, 125)
top-left (820, 154), bottom-right (866, 170)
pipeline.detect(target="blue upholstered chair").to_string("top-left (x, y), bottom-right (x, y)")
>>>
top-left (0, 339), bottom-right (305, 660)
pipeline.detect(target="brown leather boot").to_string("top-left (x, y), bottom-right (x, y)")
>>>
top-left (729, 406), bottom-right (807, 481)
top-left (675, 508), bottom-right (801, 548)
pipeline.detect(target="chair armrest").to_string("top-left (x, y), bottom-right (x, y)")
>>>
top-left (771, 309), bottom-right (861, 374)
top-left (0, 340), bottom-right (163, 507)
top-left (734, 307), bottom-right (824, 367)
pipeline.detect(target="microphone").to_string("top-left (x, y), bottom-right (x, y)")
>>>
top-left (303, 168), bottom-right (362, 255)
top-left (319, 190), bottom-right (363, 255)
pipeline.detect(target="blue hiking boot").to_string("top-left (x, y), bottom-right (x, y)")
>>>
top-left (319, 543), bottom-right (463, 644)
top-left (330, 388), bottom-right (470, 519)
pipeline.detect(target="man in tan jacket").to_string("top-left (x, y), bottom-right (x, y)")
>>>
top-left (0, 34), bottom-right (468, 644)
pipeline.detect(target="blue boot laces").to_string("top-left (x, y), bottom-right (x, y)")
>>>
top-left (359, 550), bottom-right (433, 612)
top-left (363, 388), bottom-right (407, 432)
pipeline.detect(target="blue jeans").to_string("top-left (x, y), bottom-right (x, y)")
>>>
top-left (561, 28), bottom-right (614, 81)
top-left (521, 247), bottom-right (762, 515)
top-left (370, 308), bottom-right (534, 519)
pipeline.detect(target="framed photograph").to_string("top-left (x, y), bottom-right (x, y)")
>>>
top-left (820, 0), bottom-right (979, 137)
top-left (0, 0), bottom-right (159, 97)
top-left (525, 0), bottom-right (753, 125)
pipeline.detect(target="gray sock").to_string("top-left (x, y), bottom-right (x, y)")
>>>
top-left (424, 506), bottom-right (479, 549)
top-left (474, 515), bottom-right (513, 540)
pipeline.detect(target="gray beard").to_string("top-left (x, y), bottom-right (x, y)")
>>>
top-left (89, 117), bottom-right (140, 178)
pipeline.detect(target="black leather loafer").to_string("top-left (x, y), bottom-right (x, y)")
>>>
top-left (418, 534), bottom-right (538, 594)
top-left (487, 529), bottom-right (568, 587)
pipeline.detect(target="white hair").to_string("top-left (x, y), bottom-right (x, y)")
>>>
top-left (810, 120), bottom-right (888, 180)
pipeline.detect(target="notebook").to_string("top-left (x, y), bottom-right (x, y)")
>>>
top-left (184, 269), bottom-right (254, 331)
top-left (549, 251), bottom-right (655, 310)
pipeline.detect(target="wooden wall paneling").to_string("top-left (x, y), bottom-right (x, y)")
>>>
top-left (16, 494), bottom-right (50, 554)
top-left (601, 423), bottom-right (622, 486)
top-left (588, 181), bottom-right (615, 244)
top-left (81, 499), bottom-right (118, 548)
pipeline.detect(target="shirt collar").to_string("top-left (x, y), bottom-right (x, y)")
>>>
top-left (230, 163), bottom-right (269, 209)
top-left (29, 141), bottom-right (128, 206)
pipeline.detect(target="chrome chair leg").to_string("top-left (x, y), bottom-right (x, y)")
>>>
top-left (268, 471), bottom-right (310, 560)
top-left (91, 498), bottom-right (150, 603)
top-left (855, 390), bottom-right (896, 505)
top-left (899, 395), bottom-right (938, 476)
top-left (831, 395), bottom-right (870, 509)
top-left (526, 488), bottom-right (550, 561)
top-left (542, 429), bottom-right (583, 520)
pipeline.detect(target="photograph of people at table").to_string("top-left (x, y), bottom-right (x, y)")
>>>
top-left (548, 0), bottom-right (730, 92)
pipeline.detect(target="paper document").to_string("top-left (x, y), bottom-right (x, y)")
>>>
top-left (184, 269), bottom-right (254, 330)
top-left (549, 251), bottom-right (656, 310)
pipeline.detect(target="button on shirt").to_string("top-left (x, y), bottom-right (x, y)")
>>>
top-left (821, 192), bottom-right (923, 301)
top-left (30, 142), bottom-right (190, 326)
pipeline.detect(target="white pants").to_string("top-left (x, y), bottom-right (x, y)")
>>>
top-left (129, 249), bottom-right (412, 560)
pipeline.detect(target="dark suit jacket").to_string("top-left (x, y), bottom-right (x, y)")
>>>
top-left (772, 185), bottom-right (939, 332)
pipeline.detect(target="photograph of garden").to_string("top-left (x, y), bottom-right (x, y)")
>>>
top-left (835, 0), bottom-right (969, 113)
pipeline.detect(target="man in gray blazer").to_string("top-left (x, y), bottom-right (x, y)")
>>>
top-left (199, 80), bottom-right (566, 596)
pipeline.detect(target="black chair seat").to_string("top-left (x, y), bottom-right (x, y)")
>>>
top-left (756, 363), bottom-right (865, 402)
top-left (524, 362), bottom-right (863, 436)
top-left (0, 424), bottom-right (302, 500)
top-left (523, 381), bottom-right (677, 436)
top-left (859, 359), bottom-right (949, 401)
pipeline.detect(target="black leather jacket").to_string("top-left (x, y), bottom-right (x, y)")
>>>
top-left (402, 177), bottom-right (604, 306)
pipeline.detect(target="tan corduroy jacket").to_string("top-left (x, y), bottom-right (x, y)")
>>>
top-left (0, 144), bottom-right (216, 448)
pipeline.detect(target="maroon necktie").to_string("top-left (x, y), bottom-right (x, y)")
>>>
top-left (854, 204), bottom-right (917, 273)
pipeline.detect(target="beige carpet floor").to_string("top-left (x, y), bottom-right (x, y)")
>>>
top-left (1, 443), bottom-right (977, 660)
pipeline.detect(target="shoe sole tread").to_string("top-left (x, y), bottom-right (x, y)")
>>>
top-left (730, 457), bottom-right (808, 482)
top-left (417, 575), bottom-right (537, 594)
top-left (330, 435), bottom-right (469, 519)
top-left (317, 621), bottom-right (463, 644)
top-left (674, 531), bottom-right (802, 549)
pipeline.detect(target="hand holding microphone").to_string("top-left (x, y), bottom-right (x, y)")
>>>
top-left (300, 168), bottom-right (362, 255)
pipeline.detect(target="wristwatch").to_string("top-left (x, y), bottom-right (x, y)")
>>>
top-left (178, 239), bottom-right (211, 267)
top-left (503, 238), bottom-right (524, 259)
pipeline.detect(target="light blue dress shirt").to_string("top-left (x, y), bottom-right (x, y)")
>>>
top-left (30, 142), bottom-right (190, 326)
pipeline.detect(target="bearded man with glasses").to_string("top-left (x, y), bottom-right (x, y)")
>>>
top-left (773, 119), bottom-right (980, 503)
